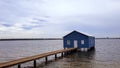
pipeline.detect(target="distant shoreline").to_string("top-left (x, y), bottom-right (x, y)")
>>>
top-left (0, 38), bottom-right (120, 41)
top-left (95, 38), bottom-right (120, 39)
top-left (0, 38), bottom-right (63, 41)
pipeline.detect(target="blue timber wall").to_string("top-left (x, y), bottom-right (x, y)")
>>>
top-left (63, 31), bottom-right (95, 49)
top-left (88, 37), bottom-right (95, 48)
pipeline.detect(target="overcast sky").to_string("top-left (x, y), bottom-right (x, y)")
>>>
top-left (0, 0), bottom-right (120, 38)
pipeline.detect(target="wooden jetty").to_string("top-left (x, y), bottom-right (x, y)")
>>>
top-left (0, 48), bottom-right (77, 68)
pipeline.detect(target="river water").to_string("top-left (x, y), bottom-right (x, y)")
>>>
top-left (0, 39), bottom-right (120, 68)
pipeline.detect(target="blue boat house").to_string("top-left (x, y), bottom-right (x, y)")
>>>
top-left (63, 31), bottom-right (95, 51)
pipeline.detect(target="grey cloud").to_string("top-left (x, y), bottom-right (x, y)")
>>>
top-left (0, 0), bottom-right (45, 24)
top-left (1, 23), bottom-right (12, 27)
top-left (0, 0), bottom-right (120, 38)
top-left (33, 18), bottom-right (48, 22)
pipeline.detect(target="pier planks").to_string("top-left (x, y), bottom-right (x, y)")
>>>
top-left (0, 48), bottom-right (76, 68)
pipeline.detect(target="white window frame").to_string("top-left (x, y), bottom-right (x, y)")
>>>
top-left (81, 40), bottom-right (84, 45)
top-left (67, 40), bottom-right (70, 45)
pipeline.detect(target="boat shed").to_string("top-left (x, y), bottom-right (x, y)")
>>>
top-left (63, 31), bottom-right (95, 51)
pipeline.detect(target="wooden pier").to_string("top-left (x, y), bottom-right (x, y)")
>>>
top-left (0, 48), bottom-right (77, 68)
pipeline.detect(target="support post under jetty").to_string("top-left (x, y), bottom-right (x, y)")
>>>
top-left (0, 48), bottom-right (77, 68)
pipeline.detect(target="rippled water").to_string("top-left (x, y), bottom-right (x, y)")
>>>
top-left (0, 40), bottom-right (63, 63)
top-left (0, 39), bottom-right (120, 68)
top-left (41, 39), bottom-right (120, 68)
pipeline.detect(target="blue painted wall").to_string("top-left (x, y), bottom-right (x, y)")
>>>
top-left (88, 37), bottom-right (95, 48)
top-left (63, 31), bottom-right (95, 49)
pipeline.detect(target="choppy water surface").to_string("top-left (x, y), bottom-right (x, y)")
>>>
top-left (0, 39), bottom-right (120, 68)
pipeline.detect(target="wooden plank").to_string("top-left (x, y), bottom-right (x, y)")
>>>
top-left (0, 48), bottom-right (76, 68)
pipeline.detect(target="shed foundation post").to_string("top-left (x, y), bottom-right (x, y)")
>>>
top-left (85, 48), bottom-right (88, 52)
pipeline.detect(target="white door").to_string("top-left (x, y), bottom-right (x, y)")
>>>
top-left (74, 40), bottom-right (78, 48)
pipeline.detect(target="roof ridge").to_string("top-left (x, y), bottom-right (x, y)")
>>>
top-left (63, 30), bottom-right (94, 38)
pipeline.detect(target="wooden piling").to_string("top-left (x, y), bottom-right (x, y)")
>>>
top-left (55, 54), bottom-right (57, 60)
top-left (61, 52), bottom-right (64, 57)
top-left (45, 56), bottom-right (48, 64)
top-left (18, 64), bottom-right (21, 68)
top-left (34, 60), bottom-right (36, 68)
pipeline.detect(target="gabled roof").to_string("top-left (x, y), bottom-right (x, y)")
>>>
top-left (63, 30), bottom-right (94, 38)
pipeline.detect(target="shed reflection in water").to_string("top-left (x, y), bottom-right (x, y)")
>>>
top-left (76, 49), bottom-right (96, 62)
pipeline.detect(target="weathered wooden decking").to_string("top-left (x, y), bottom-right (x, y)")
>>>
top-left (0, 48), bottom-right (77, 68)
